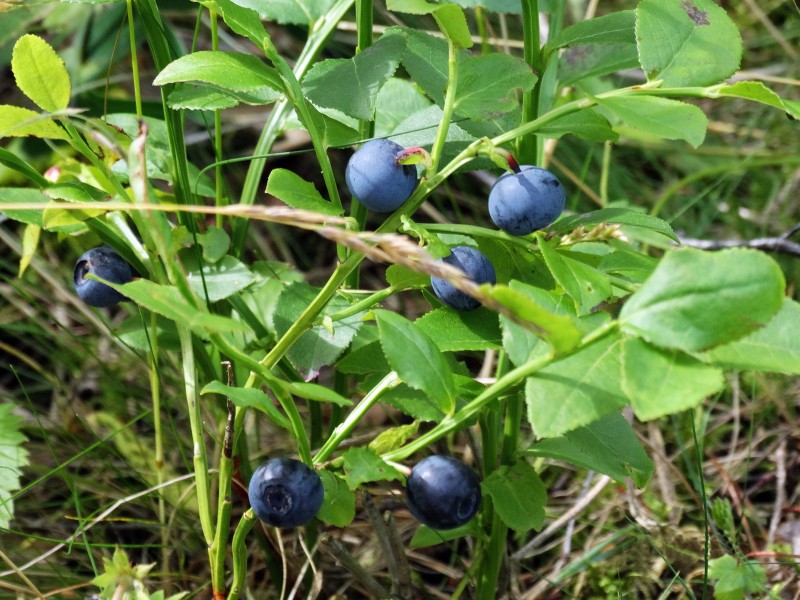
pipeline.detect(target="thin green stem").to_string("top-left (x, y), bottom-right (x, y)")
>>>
top-left (518, 0), bottom-right (541, 165)
top-left (327, 287), bottom-right (398, 322)
top-left (211, 399), bottom-right (235, 597)
top-left (210, 10), bottom-right (225, 230)
top-left (126, 0), bottom-right (143, 120)
top-left (227, 509), bottom-right (257, 600)
top-left (430, 39), bottom-right (460, 173)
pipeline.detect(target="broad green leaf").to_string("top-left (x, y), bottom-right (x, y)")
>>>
top-left (266, 168), bottom-right (342, 215)
top-left (391, 106), bottom-right (476, 165)
top-left (391, 27), bottom-right (450, 105)
top-left (527, 333), bottom-right (627, 438)
top-left (481, 461), bottom-right (546, 532)
top-left (336, 341), bottom-right (390, 375)
top-left (714, 81), bottom-right (800, 120)
top-left (302, 34), bottom-right (405, 121)
top-left (342, 447), bottom-right (405, 490)
top-left (41, 182), bottom-right (109, 228)
top-left (198, 226), bottom-right (230, 263)
top-left (12, 34), bottom-right (71, 112)
top-left (622, 338), bottom-right (724, 420)
top-left (537, 109), bottom-right (618, 142)
top-left (200, 381), bottom-right (291, 430)
top-left (702, 300), bottom-right (800, 374)
top-left (286, 382), bottom-right (352, 407)
top-left (153, 52), bottom-right (283, 100)
top-left (620, 248), bottom-right (786, 352)
top-left (181, 253), bottom-right (255, 305)
top-left (272, 282), bottom-right (364, 375)
top-left (597, 248), bottom-right (658, 283)
top-left (18, 223), bottom-right (40, 277)
top-left (381, 384), bottom-right (445, 422)
top-left (410, 521), bottom-right (481, 547)
top-left (0, 187), bottom-right (48, 226)
top-left (374, 77), bottom-right (433, 137)
top-left (316, 471), bottom-right (356, 527)
top-left (387, 0), bottom-right (441, 14)
top-left (200, 0), bottom-right (268, 48)
top-left (415, 308), bottom-right (502, 352)
top-left (454, 54), bottom-right (536, 121)
top-left (109, 279), bottom-right (249, 337)
top-left (0, 105), bottom-right (67, 140)
top-left (432, 3), bottom-right (472, 48)
top-left (0, 147), bottom-right (48, 186)
top-left (547, 10), bottom-right (635, 49)
top-left (595, 96), bottom-right (707, 148)
top-left (707, 555), bottom-right (766, 600)
top-left (492, 282), bottom-right (582, 356)
top-left (231, 0), bottom-right (338, 25)
top-left (527, 413), bottom-right (653, 487)
top-left (636, 0), bottom-right (742, 87)
top-left (116, 314), bottom-right (181, 353)
top-left (376, 311), bottom-right (456, 413)
top-left (167, 84), bottom-right (240, 111)
top-left (0, 403), bottom-right (28, 528)
top-left (538, 240), bottom-right (613, 315)
top-left (369, 422), bottom-right (420, 455)
top-left (385, 263), bottom-right (430, 289)
top-left (559, 44), bottom-right (639, 87)
top-left (553, 207), bottom-right (678, 242)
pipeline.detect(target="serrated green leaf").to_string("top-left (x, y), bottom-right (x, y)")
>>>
top-left (415, 308), bottom-right (502, 352)
top-left (636, 0), bottom-right (742, 87)
top-left (374, 77), bottom-right (433, 137)
top-left (0, 186), bottom-right (48, 226)
top-left (527, 333), bottom-right (627, 438)
top-left (0, 105), bottom-right (68, 140)
top-left (18, 223), bottom-right (40, 278)
top-left (166, 84), bottom-right (240, 111)
top-left (342, 446), bottom-right (405, 490)
top-left (369, 422), bottom-right (420, 455)
top-left (200, 381), bottom-right (291, 430)
top-left (381, 384), bottom-right (445, 421)
top-left (201, 0), bottom-right (269, 47)
top-left (547, 10), bottom-right (635, 49)
top-left (392, 27), bottom-right (450, 106)
top-left (702, 299), bottom-right (800, 374)
top-left (231, 0), bottom-right (338, 25)
top-left (481, 461), bottom-right (546, 532)
top-left (432, 3), bottom-right (472, 48)
top-left (302, 33), bottom-right (405, 121)
top-left (714, 81), bottom-right (800, 120)
top-left (12, 34), bottom-right (71, 111)
top-left (316, 471), bottom-right (356, 527)
top-left (595, 95), bottom-right (708, 148)
top-left (454, 54), bottom-right (536, 121)
top-left (620, 248), bottom-right (786, 352)
top-left (178, 253), bottom-right (256, 303)
top-left (707, 555), bottom-right (766, 600)
top-left (623, 338), bottom-right (724, 420)
top-left (527, 413), bottom-right (653, 487)
top-left (538, 109), bottom-right (618, 142)
top-left (385, 264), bottom-right (430, 289)
top-left (0, 403), bottom-right (28, 528)
top-left (377, 311), bottom-right (456, 414)
top-left (538, 241), bottom-right (613, 315)
top-left (266, 168), bottom-right (343, 215)
top-left (560, 43), bottom-right (640, 87)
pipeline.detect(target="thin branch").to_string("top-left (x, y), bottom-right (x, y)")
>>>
top-left (679, 236), bottom-right (800, 258)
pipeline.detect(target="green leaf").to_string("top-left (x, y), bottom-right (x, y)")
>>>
top-left (553, 207), bottom-right (678, 242)
top-left (432, 3), bottom-right (472, 48)
top-left (547, 10), bottom-right (635, 49)
top-left (538, 240), bottom-right (613, 315)
top-left (454, 54), bottom-right (536, 121)
top-left (376, 311), bottom-right (456, 414)
top-left (595, 95), bottom-right (708, 148)
top-left (493, 282), bottom-right (582, 356)
top-left (620, 248), bottom-right (786, 352)
top-left (527, 413), bottom-right (653, 487)
top-left (415, 308), bottom-right (502, 352)
top-left (443, 0), bottom-right (520, 12)
top-left (0, 403), bottom-right (28, 528)
top-left (714, 81), bottom-right (800, 120)
top-left (381, 384), bottom-right (445, 422)
top-left (316, 471), bottom-right (356, 527)
top-left (231, 0), bottom-right (338, 25)
top-left (0, 147), bottom-right (48, 186)
top-left (0, 105), bottom-right (68, 140)
top-left (392, 27), bottom-right (450, 106)
top-left (374, 77), bottom-right (433, 137)
top-left (410, 521), bottom-right (481, 547)
top-left (166, 84), bottom-right (240, 111)
top-left (272, 282), bottom-right (364, 375)
top-left (385, 263), bottom-right (430, 289)
top-left (341, 447), bottom-right (405, 490)
top-left (200, 381), bottom-right (291, 430)
top-left (11, 34), bottom-right (71, 112)
top-left (179, 253), bottom-right (256, 303)
top-left (387, 0), bottom-right (441, 14)
top-left (116, 314), bottom-right (181, 352)
top-left (537, 109), bottom-right (618, 142)
top-left (153, 51), bottom-right (283, 101)
top-left (18, 223), bottom-right (40, 277)
top-left (198, 226), bottom-right (230, 263)
top-left (707, 555), bottom-right (766, 600)
top-left (527, 333), bottom-right (627, 438)
top-left (559, 44), bottom-right (639, 87)
top-left (0, 187), bottom-right (48, 226)
top-left (302, 34), bottom-right (405, 121)
top-left (110, 279), bottom-right (249, 337)
top-left (481, 461), bottom-right (546, 532)
top-left (622, 338), bottom-right (724, 420)
top-left (369, 422), bottom-right (420, 455)
top-left (286, 382), bottom-right (352, 406)
top-left (266, 168), bottom-right (343, 216)
top-left (636, 0), bottom-right (742, 87)
top-left (702, 299), bottom-right (800, 374)
top-left (201, 0), bottom-right (269, 48)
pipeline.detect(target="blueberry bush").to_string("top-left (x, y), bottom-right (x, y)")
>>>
top-left (1, 0), bottom-right (799, 598)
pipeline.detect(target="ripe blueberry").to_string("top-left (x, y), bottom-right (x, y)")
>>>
top-left (430, 246), bottom-right (496, 311)
top-left (406, 455), bottom-right (481, 530)
top-left (248, 458), bottom-right (324, 528)
top-left (345, 139), bottom-right (418, 213)
top-left (488, 165), bottom-right (565, 236)
top-left (73, 246), bottom-right (133, 307)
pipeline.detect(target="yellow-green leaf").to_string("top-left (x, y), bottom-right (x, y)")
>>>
top-left (11, 34), bottom-right (71, 112)
top-left (0, 105), bottom-right (67, 140)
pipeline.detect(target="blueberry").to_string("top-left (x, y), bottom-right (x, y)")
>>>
top-left (488, 165), bottom-right (566, 236)
top-left (73, 246), bottom-right (133, 307)
top-left (430, 246), bottom-right (496, 311)
top-left (345, 139), bottom-right (418, 213)
top-left (406, 455), bottom-right (481, 530)
top-left (248, 458), bottom-right (324, 528)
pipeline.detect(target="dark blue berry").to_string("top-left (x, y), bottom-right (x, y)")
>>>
top-left (430, 246), bottom-right (496, 311)
top-left (73, 246), bottom-right (133, 307)
top-left (345, 139), bottom-right (418, 213)
top-left (488, 166), bottom-right (566, 236)
top-left (406, 455), bottom-right (481, 530)
top-left (248, 458), bottom-right (324, 528)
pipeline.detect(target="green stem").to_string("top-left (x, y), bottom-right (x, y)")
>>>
top-left (210, 400), bottom-right (235, 597)
top-left (210, 10), bottom-right (225, 230)
top-left (327, 286), bottom-right (398, 322)
top-left (429, 39), bottom-right (460, 173)
top-left (313, 371), bottom-right (401, 464)
top-left (227, 509), bottom-right (257, 600)
top-left (518, 0), bottom-right (541, 165)
top-left (126, 0), bottom-right (143, 120)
